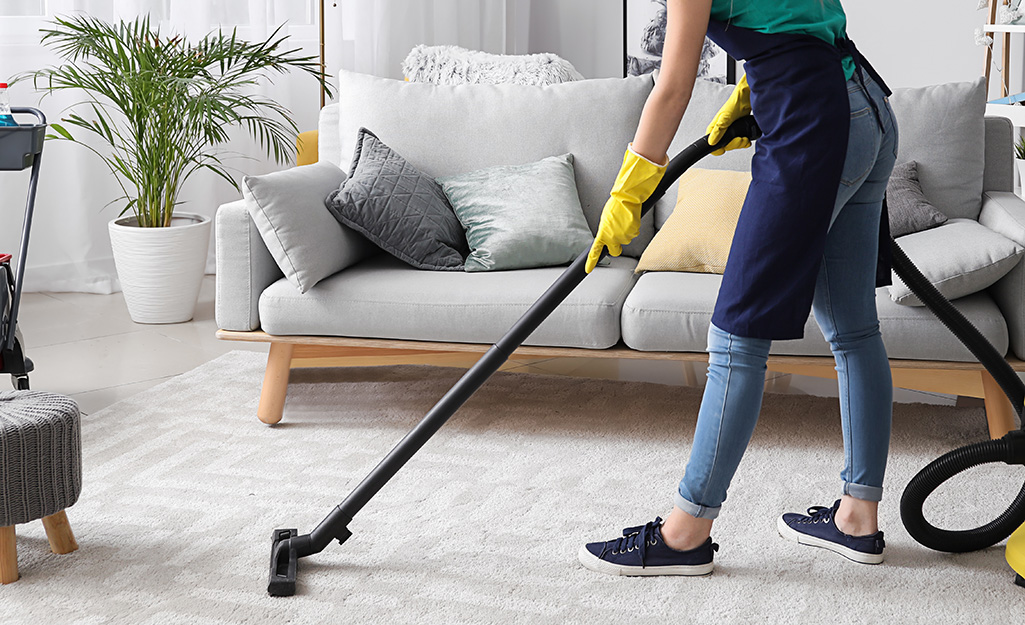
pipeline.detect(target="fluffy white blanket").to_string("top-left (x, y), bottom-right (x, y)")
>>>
top-left (402, 44), bottom-right (585, 86)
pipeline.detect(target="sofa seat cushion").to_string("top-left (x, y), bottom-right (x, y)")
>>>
top-left (622, 272), bottom-right (1008, 361)
top-left (259, 255), bottom-right (639, 349)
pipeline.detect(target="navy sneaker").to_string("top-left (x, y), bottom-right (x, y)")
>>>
top-left (578, 517), bottom-right (718, 576)
top-left (777, 499), bottom-right (885, 564)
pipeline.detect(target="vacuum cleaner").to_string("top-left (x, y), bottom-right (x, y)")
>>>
top-left (892, 238), bottom-right (1025, 587)
top-left (267, 115), bottom-right (1025, 595)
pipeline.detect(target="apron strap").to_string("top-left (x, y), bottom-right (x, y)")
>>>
top-left (835, 37), bottom-right (890, 132)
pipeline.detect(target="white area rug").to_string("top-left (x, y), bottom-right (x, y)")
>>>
top-left (3, 351), bottom-right (1023, 623)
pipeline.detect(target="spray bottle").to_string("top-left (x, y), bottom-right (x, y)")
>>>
top-left (0, 83), bottom-right (18, 126)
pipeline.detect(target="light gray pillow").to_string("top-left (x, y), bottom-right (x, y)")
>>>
top-left (887, 160), bottom-right (948, 238)
top-left (242, 161), bottom-right (375, 294)
top-left (438, 154), bottom-right (594, 272)
top-left (889, 218), bottom-right (1024, 306)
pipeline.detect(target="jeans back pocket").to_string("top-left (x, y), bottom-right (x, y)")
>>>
top-left (840, 89), bottom-right (882, 188)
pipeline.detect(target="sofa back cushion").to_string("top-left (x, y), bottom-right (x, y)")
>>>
top-left (319, 74), bottom-right (990, 246)
top-left (984, 116), bottom-right (1014, 194)
top-left (653, 78), bottom-right (989, 226)
top-left (321, 69), bottom-right (656, 255)
top-left (888, 78), bottom-right (986, 220)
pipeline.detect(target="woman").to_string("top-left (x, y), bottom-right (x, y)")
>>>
top-left (579, 0), bottom-right (899, 576)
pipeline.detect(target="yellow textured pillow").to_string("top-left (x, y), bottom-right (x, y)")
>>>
top-left (635, 168), bottom-right (752, 274)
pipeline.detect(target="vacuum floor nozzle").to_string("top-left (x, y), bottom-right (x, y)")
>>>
top-left (268, 529), bottom-right (298, 597)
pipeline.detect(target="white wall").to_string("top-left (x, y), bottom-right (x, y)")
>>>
top-left (525, 0), bottom-right (623, 79)
top-left (319, 0), bottom-right (626, 81)
top-left (541, 0), bottom-right (1014, 95)
top-left (845, 0), bottom-right (1016, 94)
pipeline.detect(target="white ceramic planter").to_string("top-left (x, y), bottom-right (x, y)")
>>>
top-left (108, 212), bottom-right (212, 324)
top-left (1017, 159), bottom-right (1025, 194)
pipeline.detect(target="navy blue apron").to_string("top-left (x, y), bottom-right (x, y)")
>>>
top-left (704, 19), bottom-right (892, 340)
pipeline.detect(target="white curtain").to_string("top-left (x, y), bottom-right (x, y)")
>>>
top-left (325, 0), bottom-right (532, 81)
top-left (0, 0), bottom-right (322, 293)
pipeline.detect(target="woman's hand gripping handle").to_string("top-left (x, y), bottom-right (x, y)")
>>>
top-left (585, 115), bottom-right (762, 274)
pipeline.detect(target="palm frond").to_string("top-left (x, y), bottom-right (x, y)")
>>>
top-left (29, 14), bottom-right (332, 226)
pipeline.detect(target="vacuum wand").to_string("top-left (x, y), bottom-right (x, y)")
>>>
top-left (267, 117), bottom-right (763, 596)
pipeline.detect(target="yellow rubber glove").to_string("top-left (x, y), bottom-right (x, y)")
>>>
top-left (586, 145), bottom-right (668, 273)
top-left (706, 74), bottom-right (752, 156)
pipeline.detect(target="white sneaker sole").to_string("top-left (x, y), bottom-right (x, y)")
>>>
top-left (577, 545), bottom-right (714, 576)
top-left (776, 515), bottom-right (884, 565)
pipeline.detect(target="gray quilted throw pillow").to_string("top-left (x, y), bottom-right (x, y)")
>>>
top-left (886, 160), bottom-right (948, 238)
top-left (325, 128), bottom-right (468, 271)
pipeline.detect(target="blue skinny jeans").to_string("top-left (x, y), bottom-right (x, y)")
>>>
top-left (675, 74), bottom-right (899, 520)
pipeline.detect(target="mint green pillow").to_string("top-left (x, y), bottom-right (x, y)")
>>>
top-left (437, 154), bottom-right (595, 272)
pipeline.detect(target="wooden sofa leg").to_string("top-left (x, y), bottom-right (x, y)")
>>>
top-left (258, 343), bottom-right (294, 425)
top-left (0, 525), bottom-right (17, 584)
top-left (41, 510), bottom-right (78, 555)
top-left (981, 369), bottom-right (1019, 439)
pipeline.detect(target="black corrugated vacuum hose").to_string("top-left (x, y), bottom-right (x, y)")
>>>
top-left (892, 235), bottom-right (1025, 552)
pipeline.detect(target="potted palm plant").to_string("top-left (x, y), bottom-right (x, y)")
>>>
top-left (28, 15), bottom-right (330, 323)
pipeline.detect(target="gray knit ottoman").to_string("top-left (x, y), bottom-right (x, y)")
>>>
top-left (0, 391), bottom-right (82, 584)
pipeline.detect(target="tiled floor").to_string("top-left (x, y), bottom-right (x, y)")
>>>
top-left (15, 277), bottom-right (266, 415)
top-left (12, 276), bottom-right (959, 415)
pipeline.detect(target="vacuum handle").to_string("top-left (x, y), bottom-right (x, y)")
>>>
top-left (718, 115), bottom-right (762, 146)
top-left (640, 115), bottom-right (762, 219)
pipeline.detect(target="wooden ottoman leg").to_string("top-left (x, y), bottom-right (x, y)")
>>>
top-left (258, 342), bottom-right (294, 425)
top-left (1, 526), bottom-right (17, 584)
top-left (41, 510), bottom-right (78, 555)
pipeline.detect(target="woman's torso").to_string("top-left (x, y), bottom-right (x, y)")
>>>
top-left (709, 0), bottom-right (854, 79)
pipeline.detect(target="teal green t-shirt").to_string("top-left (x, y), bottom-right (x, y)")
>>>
top-left (710, 0), bottom-right (855, 80)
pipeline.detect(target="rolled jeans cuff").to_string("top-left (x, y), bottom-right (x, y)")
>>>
top-left (844, 481), bottom-right (883, 502)
top-left (674, 491), bottom-right (721, 520)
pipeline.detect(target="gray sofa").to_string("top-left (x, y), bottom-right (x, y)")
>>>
top-left (215, 69), bottom-right (1025, 434)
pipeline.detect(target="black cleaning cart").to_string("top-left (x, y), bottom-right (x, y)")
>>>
top-left (1, 107), bottom-right (46, 390)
